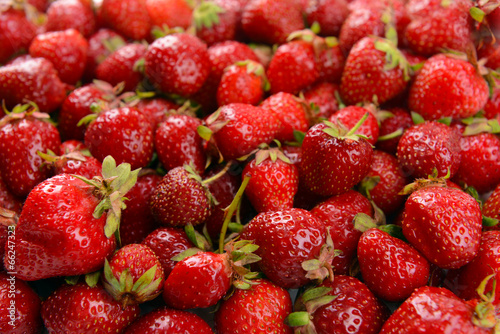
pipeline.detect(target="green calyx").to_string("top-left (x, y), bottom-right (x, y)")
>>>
top-left (374, 38), bottom-right (411, 81)
top-left (472, 274), bottom-right (499, 331)
top-left (322, 112), bottom-right (371, 142)
top-left (37, 150), bottom-right (88, 170)
top-left (225, 239), bottom-right (262, 290)
top-left (234, 60), bottom-right (271, 92)
top-left (193, 1), bottom-right (225, 31)
top-left (72, 155), bottom-right (140, 240)
top-left (0, 102), bottom-right (51, 128)
top-left (302, 230), bottom-right (337, 283)
top-left (462, 116), bottom-right (500, 136)
top-left (399, 168), bottom-right (450, 195)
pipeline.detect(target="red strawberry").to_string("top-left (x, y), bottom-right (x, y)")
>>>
top-left (0, 104), bottom-right (61, 198)
top-left (379, 286), bottom-right (494, 334)
top-left (0, 272), bottom-right (42, 334)
top-left (397, 120), bottom-right (462, 179)
top-left (101, 0), bottom-right (152, 41)
top-left (29, 28), bottom-right (89, 85)
top-left (311, 190), bottom-right (373, 275)
top-left (41, 283), bottom-right (140, 333)
top-left (357, 227), bottom-right (430, 302)
top-left (0, 6), bottom-right (37, 64)
top-left (194, 0), bottom-right (239, 46)
top-left (375, 107), bottom-right (413, 155)
top-left (145, 33), bottom-right (210, 97)
top-left (45, 0), bottom-right (96, 37)
top-left (124, 307), bottom-right (213, 333)
top-left (240, 208), bottom-right (328, 289)
top-left (305, 0), bottom-right (349, 37)
top-left (483, 183), bottom-right (500, 230)
top-left (145, 0), bottom-right (193, 31)
top-left (215, 278), bottom-right (293, 334)
top-left (329, 105), bottom-right (380, 146)
top-left (483, 78), bottom-right (500, 120)
top-left (142, 227), bottom-right (195, 277)
top-left (302, 82), bottom-right (340, 120)
top-left (84, 106), bottom-right (154, 169)
top-left (299, 117), bottom-right (373, 197)
top-left (0, 176), bottom-right (22, 213)
top-left (241, 0), bottom-right (305, 45)
top-left (102, 243), bottom-right (165, 306)
top-left (0, 57), bottom-right (67, 113)
top-left (96, 43), bottom-right (147, 92)
top-left (201, 103), bottom-right (281, 161)
top-left (287, 275), bottom-right (389, 334)
top-left (134, 96), bottom-right (180, 130)
top-left (478, 40), bottom-right (500, 72)
top-left (242, 146), bottom-right (299, 213)
top-left (408, 54), bottom-right (489, 120)
top-left (38, 150), bottom-right (103, 180)
top-left (340, 36), bottom-right (410, 106)
top-left (402, 185), bottom-right (482, 269)
top-left (155, 114), bottom-right (207, 175)
top-left (317, 41), bottom-right (345, 84)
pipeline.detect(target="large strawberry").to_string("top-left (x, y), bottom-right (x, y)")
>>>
top-left (305, 0), bottom-right (349, 37)
top-left (100, 0), bottom-right (152, 41)
top-left (0, 4), bottom-right (37, 64)
top-left (215, 278), bottom-right (293, 334)
top-left (45, 0), bottom-right (96, 37)
top-left (41, 282), bottom-right (140, 333)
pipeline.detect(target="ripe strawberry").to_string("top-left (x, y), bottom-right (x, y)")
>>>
top-left (329, 105), bottom-right (380, 146)
top-left (379, 286), bottom-right (494, 333)
top-left (478, 40), bottom-right (500, 71)
top-left (0, 6), bottom-right (37, 64)
top-left (242, 146), bottom-right (299, 213)
top-left (402, 185), bottom-right (482, 269)
top-left (483, 78), bottom-right (500, 120)
top-left (45, 0), bottom-right (96, 37)
top-left (29, 28), bottom-right (89, 85)
top-left (305, 0), bottom-right (349, 37)
top-left (340, 36), bottom-right (410, 106)
top-left (38, 150), bottom-right (103, 180)
top-left (405, 0), bottom-right (472, 19)
top-left (103, 243), bottom-right (165, 306)
top-left (96, 43), bottom-right (147, 92)
top-left (311, 190), bottom-right (373, 275)
top-left (299, 118), bottom-right (373, 197)
top-left (142, 227), bottom-right (195, 277)
top-left (84, 106), bottom-right (154, 169)
top-left (0, 57), bottom-right (67, 113)
top-left (357, 228), bottom-right (430, 302)
top-left (4, 157), bottom-right (139, 280)
top-left (375, 107), bottom-right (413, 155)
top-left (259, 92), bottom-right (309, 143)
top-left (41, 283), bottom-right (140, 333)
top-left (483, 183), bottom-right (500, 230)
top-left (201, 103), bottom-right (281, 161)
top-left (134, 96), bottom-right (180, 130)
top-left (124, 307), bottom-right (213, 333)
top-left (0, 104), bottom-right (61, 198)
top-left (145, 0), bottom-right (193, 31)
top-left (217, 60), bottom-right (268, 106)
top-left (240, 208), bottom-right (328, 289)
top-left (0, 272), bottom-right (42, 334)
top-left (194, 0), bottom-right (239, 46)
top-left (101, 0), bottom-right (152, 41)
top-left (317, 42), bottom-right (345, 84)
top-left (288, 275), bottom-right (389, 334)
top-left (145, 33), bottom-right (210, 97)
top-left (408, 54), bottom-right (489, 120)
top-left (241, 0), bottom-right (304, 45)
top-left (302, 82), bottom-right (340, 120)
top-left (397, 120), bottom-right (462, 179)
top-left (215, 278), bottom-right (293, 334)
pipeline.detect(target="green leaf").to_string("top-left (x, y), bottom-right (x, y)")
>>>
top-left (483, 216), bottom-right (499, 227)
top-left (301, 287), bottom-right (333, 303)
top-left (103, 259), bottom-right (120, 288)
top-left (470, 7), bottom-right (486, 23)
top-left (301, 259), bottom-right (321, 271)
top-left (117, 167), bottom-right (140, 196)
top-left (233, 280), bottom-right (251, 290)
top-left (353, 213), bottom-right (377, 232)
top-left (65, 275), bottom-right (80, 285)
top-left (94, 198), bottom-right (111, 219)
top-left (102, 156), bottom-right (117, 179)
top-left (85, 271), bottom-right (101, 287)
top-left (411, 111), bottom-right (425, 125)
top-left (119, 268), bottom-right (134, 292)
top-left (132, 264), bottom-right (157, 292)
top-left (171, 248), bottom-right (201, 262)
top-left (285, 311), bottom-right (310, 327)
top-left (104, 211), bottom-right (120, 238)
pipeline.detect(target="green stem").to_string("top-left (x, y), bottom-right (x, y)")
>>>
top-left (345, 112), bottom-right (369, 137)
top-left (202, 161), bottom-right (233, 185)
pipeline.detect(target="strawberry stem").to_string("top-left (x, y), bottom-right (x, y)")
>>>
top-left (345, 112), bottom-right (370, 137)
top-left (202, 161), bottom-right (233, 185)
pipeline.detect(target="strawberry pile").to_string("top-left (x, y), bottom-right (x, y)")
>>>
top-left (1, 0), bottom-right (500, 333)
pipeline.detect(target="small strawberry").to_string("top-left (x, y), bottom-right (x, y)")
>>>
top-left (38, 149), bottom-right (102, 180)
top-left (41, 283), bottom-right (140, 333)
top-left (305, 0), bottom-right (349, 37)
top-left (29, 28), bottom-right (89, 85)
top-left (45, 0), bottom-right (96, 37)
top-left (145, 33), bottom-right (210, 97)
top-left (328, 104), bottom-right (380, 146)
top-left (102, 243), bottom-right (165, 306)
top-left (0, 5), bottom-right (37, 64)
top-left (145, 0), bottom-right (193, 31)
top-left (101, 0), bottom-right (152, 41)
top-left (302, 82), bottom-right (340, 120)
top-left (215, 278), bottom-right (293, 334)
top-left (317, 40), bottom-right (345, 84)
top-left (194, 0), bottom-right (239, 46)
top-left (124, 307), bottom-right (213, 334)
top-left (59, 139), bottom-right (88, 153)
top-left (375, 107), bottom-right (413, 155)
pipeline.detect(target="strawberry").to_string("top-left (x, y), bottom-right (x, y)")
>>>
top-left (0, 57), bottom-right (67, 113)
top-left (0, 176), bottom-right (22, 213)
top-left (259, 92), bottom-right (309, 143)
top-left (305, 0), bottom-right (349, 37)
top-left (38, 150), bottom-right (103, 180)
top-left (311, 189), bottom-right (373, 275)
top-left (0, 6), bottom-right (37, 64)
top-left (0, 104), bottom-right (61, 198)
top-left (299, 117), bottom-right (373, 197)
top-left (444, 231), bottom-right (500, 304)
top-left (317, 43), bottom-right (345, 84)
top-left (340, 36), bottom-right (410, 106)
top-left (0, 272), bottom-right (42, 334)
top-left (96, 43), bottom-right (147, 92)
top-left (124, 307), bottom-right (213, 333)
top-left (478, 40), bottom-right (500, 71)
top-left (101, 0), bottom-right (152, 41)
top-left (396, 120), bottom-right (462, 179)
top-left (134, 96), bottom-right (180, 130)
top-left (242, 145), bottom-right (299, 213)
top-left (142, 227), bottom-right (195, 277)
top-left (41, 282), bottom-right (140, 333)
top-left (45, 0), bottom-right (96, 38)
top-left (375, 107), bottom-right (413, 155)
top-left (217, 60), bottom-right (268, 106)
top-left (215, 278), bottom-right (293, 334)
top-left (194, 0), bottom-right (239, 46)
top-left (29, 28), bottom-right (89, 85)
top-left (402, 185), bottom-right (482, 269)
top-left (287, 275), bottom-right (389, 334)
top-left (328, 105), bottom-right (380, 146)
top-left (408, 54), bottom-right (489, 120)
top-left (379, 286), bottom-right (494, 333)
top-left (4, 157), bottom-right (139, 281)
top-left (201, 103), bottom-right (281, 161)
top-left (84, 106), bottom-right (154, 169)
top-left (483, 78), bottom-right (500, 120)
top-left (145, 0), bottom-right (193, 31)
top-left (357, 227), bottom-right (430, 302)
top-left (302, 82), bottom-right (340, 120)
top-left (102, 243), bottom-right (165, 306)
top-left (483, 183), bottom-right (500, 230)
top-left (241, 0), bottom-right (305, 45)
top-left (145, 33), bottom-right (210, 97)
top-left (240, 208), bottom-right (329, 289)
